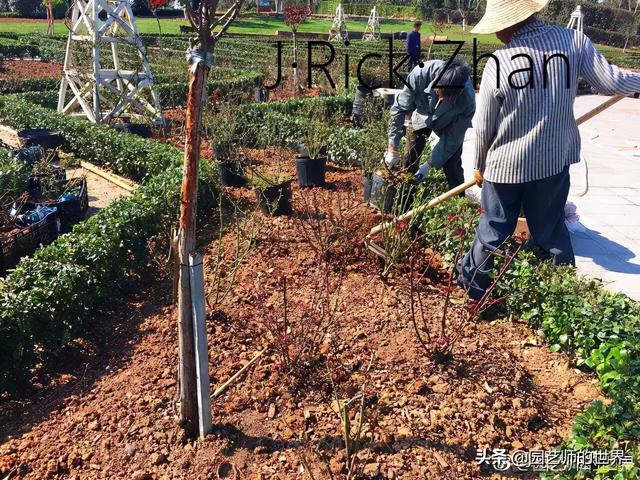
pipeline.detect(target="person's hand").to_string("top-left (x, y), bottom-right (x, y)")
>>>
top-left (384, 145), bottom-right (399, 168)
top-left (474, 169), bottom-right (483, 187)
top-left (412, 162), bottom-right (432, 183)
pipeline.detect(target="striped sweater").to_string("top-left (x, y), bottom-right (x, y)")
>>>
top-left (475, 19), bottom-right (640, 184)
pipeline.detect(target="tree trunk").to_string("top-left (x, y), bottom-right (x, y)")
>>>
top-left (177, 60), bottom-right (210, 438)
top-left (47, 0), bottom-right (53, 35)
top-left (293, 30), bottom-right (298, 98)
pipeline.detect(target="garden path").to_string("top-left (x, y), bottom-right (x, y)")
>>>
top-left (66, 165), bottom-right (131, 217)
top-left (461, 94), bottom-right (640, 301)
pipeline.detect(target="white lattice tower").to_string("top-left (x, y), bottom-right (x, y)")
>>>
top-left (567, 5), bottom-right (584, 34)
top-left (328, 3), bottom-right (349, 42)
top-left (362, 5), bottom-right (380, 41)
top-left (57, 0), bottom-right (163, 124)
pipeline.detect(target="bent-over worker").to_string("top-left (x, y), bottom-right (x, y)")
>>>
top-left (385, 58), bottom-right (476, 189)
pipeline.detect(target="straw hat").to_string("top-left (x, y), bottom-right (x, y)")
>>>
top-left (471, 0), bottom-right (550, 34)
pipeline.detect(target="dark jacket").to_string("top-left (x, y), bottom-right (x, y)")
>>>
top-left (406, 31), bottom-right (421, 60)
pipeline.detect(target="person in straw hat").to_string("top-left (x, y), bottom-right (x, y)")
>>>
top-left (458, 0), bottom-right (640, 302)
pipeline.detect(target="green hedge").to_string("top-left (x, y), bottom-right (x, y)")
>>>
top-left (0, 95), bottom-right (217, 392)
top-left (156, 70), bottom-right (265, 108)
top-left (0, 77), bottom-right (59, 94)
top-left (584, 26), bottom-right (640, 50)
top-left (243, 95), bottom-right (353, 121)
top-left (0, 98), bottom-right (181, 182)
top-left (413, 188), bottom-right (640, 479)
top-left (318, 0), bottom-right (415, 18)
top-left (0, 163), bottom-right (184, 392)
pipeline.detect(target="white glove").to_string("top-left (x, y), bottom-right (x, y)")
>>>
top-left (411, 110), bottom-right (429, 131)
top-left (413, 162), bottom-right (432, 183)
top-left (384, 149), bottom-right (399, 168)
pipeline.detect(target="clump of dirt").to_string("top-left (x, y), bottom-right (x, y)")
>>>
top-left (0, 150), bottom-right (602, 479)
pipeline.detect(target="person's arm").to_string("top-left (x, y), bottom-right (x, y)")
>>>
top-left (431, 91), bottom-right (475, 168)
top-left (474, 64), bottom-right (502, 175)
top-left (580, 33), bottom-right (640, 95)
top-left (388, 69), bottom-right (421, 148)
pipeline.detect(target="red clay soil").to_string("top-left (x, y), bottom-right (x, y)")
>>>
top-left (0, 153), bottom-right (602, 480)
top-left (0, 60), bottom-right (61, 80)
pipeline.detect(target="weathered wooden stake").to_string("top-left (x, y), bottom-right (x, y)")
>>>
top-left (189, 253), bottom-right (212, 438)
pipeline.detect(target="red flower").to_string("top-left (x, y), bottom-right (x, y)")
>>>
top-left (453, 228), bottom-right (466, 239)
top-left (147, 0), bottom-right (168, 11)
top-left (395, 219), bottom-right (409, 233)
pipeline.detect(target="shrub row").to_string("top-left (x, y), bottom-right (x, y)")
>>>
top-left (0, 95), bottom-right (217, 392)
top-left (0, 77), bottom-right (59, 94)
top-left (318, 0), bottom-right (416, 18)
top-left (584, 26), bottom-right (640, 50)
top-left (414, 190), bottom-right (640, 479)
top-left (156, 70), bottom-right (265, 108)
top-left (0, 158), bottom-right (182, 392)
top-left (0, 97), bottom-right (181, 182)
top-left (243, 95), bottom-right (353, 121)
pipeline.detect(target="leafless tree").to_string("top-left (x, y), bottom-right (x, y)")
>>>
top-left (176, 0), bottom-right (245, 437)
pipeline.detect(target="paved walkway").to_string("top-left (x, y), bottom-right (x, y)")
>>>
top-left (461, 94), bottom-right (640, 301)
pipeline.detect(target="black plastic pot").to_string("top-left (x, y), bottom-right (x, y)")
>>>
top-left (363, 173), bottom-right (373, 203)
top-left (255, 181), bottom-right (293, 216)
top-left (18, 129), bottom-right (63, 149)
top-left (254, 86), bottom-right (268, 102)
top-left (113, 123), bottom-right (152, 138)
top-left (217, 161), bottom-right (247, 187)
top-left (369, 173), bottom-right (416, 214)
top-left (296, 156), bottom-right (326, 188)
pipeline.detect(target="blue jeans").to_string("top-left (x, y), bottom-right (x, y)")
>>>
top-left (459, 167), bottom-right (575, 301)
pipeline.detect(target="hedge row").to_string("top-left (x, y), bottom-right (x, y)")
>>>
top-left (0, 95), bottom-right (217, 392)
top-left (0, 132), bottom-right (202, 393)
top-left (156, 70), bottom-right (265, 108)
top-left (0, 77), bottom-right (59, 94)
top-left (318, 0), bottom-right (416, 18)
top-left (414, 193), bottom-right (640, 479)
top-left (0, 98), bottom-right (181, 182)
top-left (0, 71), bottom-right (265, 110)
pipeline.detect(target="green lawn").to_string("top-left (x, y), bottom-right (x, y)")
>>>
top-left (0, 14), bottom-right (500, 43)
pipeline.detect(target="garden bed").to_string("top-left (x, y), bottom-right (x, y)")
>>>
top-left (0, 146), bottom-right (606, 479)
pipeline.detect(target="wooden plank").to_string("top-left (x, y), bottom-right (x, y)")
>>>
top-left (0, 125), bottom-right (24, 148)
top-left (79, 161), bottom-right (138, 193)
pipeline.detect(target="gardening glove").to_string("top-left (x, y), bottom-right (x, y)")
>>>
top-left (384, 147), bottom-right (399, 169)
top-left (474, 169), bottom-right (484, 187)
top-left (412, 161), bottom-right (432, 183)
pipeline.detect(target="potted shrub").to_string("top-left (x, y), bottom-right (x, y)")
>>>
top-left (370, 169), bottom-right (416, 214)
top-left (296, 126), bottom-right (327, 188)
top-left (359, 116), bottom-right (391, 203)
top-left (251, 172), bottom-right (293, 216)
top-left (206, 103), bottom-right (247, 187)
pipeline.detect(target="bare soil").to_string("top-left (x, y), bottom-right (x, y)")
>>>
top-left (0, 153), bottom-right (602, 480)
top-left (0, 60), bottom-right (61, 79)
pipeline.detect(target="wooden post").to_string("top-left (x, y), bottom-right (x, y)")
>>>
top-left (177, 59), bottom-right (210, 437)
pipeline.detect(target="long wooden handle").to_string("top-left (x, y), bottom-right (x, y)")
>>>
top-left (369, 177), bottom-right (479, 236)
top-left (576, 95), bottom-right (624, 126)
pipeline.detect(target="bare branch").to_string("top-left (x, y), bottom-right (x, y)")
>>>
top-left (213, 1), bottom-right (244, 43)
